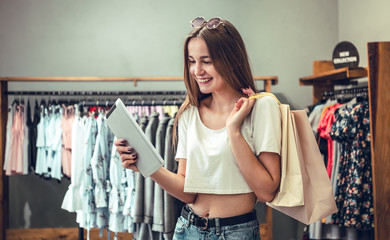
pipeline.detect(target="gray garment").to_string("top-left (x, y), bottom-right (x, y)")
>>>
top-left (134, 112), bottom-right (160, 240)
top-left (139, 115), bottom-right (149, 132)
top-left (152, 116), bottom-right (171, 232)
top-left (325, 141), bottom-right (342, 224)
top-left (308, 104), bottom-right (325, 136)
top-left (132, 116), bottom-right (148, 223)
top-left (163, 118), bottom-right (179, 240)
top-left (309, 220), bottom-right (323, 239)
top-left (134, 223), bottom-right (162, 240)
top-left (143, 112), bottom-right (160, 223)
top-left (331, 142), bottom-right (342, 194)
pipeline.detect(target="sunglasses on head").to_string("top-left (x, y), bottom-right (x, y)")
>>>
top-left (190, 16), bottom-right (232, 35)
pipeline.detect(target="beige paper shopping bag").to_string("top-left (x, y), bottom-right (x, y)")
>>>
top-left (268, 104), bottom-right (304, 207)
top-left (267, 109), bottom-right (337, 225)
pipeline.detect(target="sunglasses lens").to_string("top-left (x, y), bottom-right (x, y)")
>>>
top-left (207, 18), bottom-right (221, 29)
top-left (191, 17), bottom-right (205, 28)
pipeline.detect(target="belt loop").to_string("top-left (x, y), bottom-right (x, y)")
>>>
top-left (215, 218), bottom-right (221, 236)
top-left (186, 207), bottom-right (193, 227)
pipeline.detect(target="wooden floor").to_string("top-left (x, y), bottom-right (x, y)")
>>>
top-left (6, 228), bottom-right (133, 240)
top-left (5, 223), bottom-right (270, 240)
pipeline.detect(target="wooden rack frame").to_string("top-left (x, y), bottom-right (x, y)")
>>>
top-left (300, 55), bottom-right (389, 239)
top-left (0, 76), bottom-right (278, 90)
top-left (299, 61), bottom-right (368, 104)
top-left (0, 76), bottom-right (278, 240)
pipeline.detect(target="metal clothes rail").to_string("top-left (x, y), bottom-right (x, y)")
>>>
top-left (4, 90), bottom-right (187, 96)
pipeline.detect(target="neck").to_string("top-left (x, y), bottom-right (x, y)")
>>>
top-left (208, 90), bottom-right (243, 113)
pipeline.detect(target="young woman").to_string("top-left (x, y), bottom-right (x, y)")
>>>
top-left (114, 17), bottom-right (281, 240)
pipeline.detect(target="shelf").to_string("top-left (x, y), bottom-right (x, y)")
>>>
top-left (299, 67), bottom-right (367, 86)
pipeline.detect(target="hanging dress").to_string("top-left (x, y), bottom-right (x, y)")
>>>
top-left (330, 101), bottom-right (374, 230)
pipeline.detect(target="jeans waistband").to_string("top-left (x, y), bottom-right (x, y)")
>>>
top-left (181, 205), bottom-right (257, 230)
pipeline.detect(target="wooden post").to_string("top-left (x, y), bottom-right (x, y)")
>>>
top-left (367, 41), bottom-right (390, 240)
top-left (264, 79), bottom-right (272, 93)
top-left (0, 81), bottom-right (8, 240)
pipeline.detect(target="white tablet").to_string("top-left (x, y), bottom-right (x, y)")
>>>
top-left (105, 98), bottom-right (164, 177)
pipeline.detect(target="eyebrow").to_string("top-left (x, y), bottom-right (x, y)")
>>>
top-left (188, 56), bottom-right (211, 59)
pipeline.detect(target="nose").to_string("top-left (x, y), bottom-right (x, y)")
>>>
top-left (194, 63), bottom-right (204, 76)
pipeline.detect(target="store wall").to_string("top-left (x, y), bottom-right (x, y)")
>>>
top-left (0, 0), bottom-right (339, 109)
top-left (338, 0), bottom-right (390, 67)
top-left (2, 1), bottom-right (388, 239)
top-left (0, 1), bottom-right (342, 240)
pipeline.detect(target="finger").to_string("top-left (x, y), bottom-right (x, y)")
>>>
top-left (120, 153), bottom-right (135, 162)
top-left (116, 145), bottom-right (128, 154)
top-left (122, 159), bottom-right (137, 169)
top-left (247, 97), bottom-right (256, 105)
top-left (126, 147), bottom-right (135, 154)
top-left (117, 145), bottom-right (136, 154)
top-left (238, 98), bottom-right (255, 112)
top-left (241, 100), bottom-right (251, 111)
top-left (235, 98), bottom-right (244, 109)
top-left (114, 138), bottom-right (127, 146)
top-left (241, 88), bottom-right (255, 96)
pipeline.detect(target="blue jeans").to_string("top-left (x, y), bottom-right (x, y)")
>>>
top-left (172, 215), bottom-right (261, 240)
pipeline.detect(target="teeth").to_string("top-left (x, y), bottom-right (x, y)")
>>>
top-left (197, 78), bottom-right (212, 83)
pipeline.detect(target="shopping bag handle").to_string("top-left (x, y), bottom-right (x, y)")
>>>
top-left (248, 92), bottom-right (281, 105)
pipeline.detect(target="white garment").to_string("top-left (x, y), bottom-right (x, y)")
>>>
top-left (22, 98), bottom-right (29, 174)
top-left (3, 105), bottom-right (14, 172)
top-left (80, 116), bottom-right (98, 231)
top-left (91, 114), bottom-right (112, 229)
top-left (91, 114), bottom-right (110, 209)
top-left (123, 169), bottom-right (135, 233)
top-left (50, 107), bottom-right (63, 180)
top-left (35, 106), bottom-right (48, 175)
top-left (62, 113), bottom-right (86, 212)
top-left (44, 108), bottom-right (56, 177)
top-left (175, 96), bottom-right (281, 194)
top-left (108, 138), bottom-right (127, 233)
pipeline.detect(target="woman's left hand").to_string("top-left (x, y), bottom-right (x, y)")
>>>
top-left (226, 88), bottom-right (256, 131)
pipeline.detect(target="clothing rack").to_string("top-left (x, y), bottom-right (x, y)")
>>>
top-left (321, 86), bottom-right (368, 100)
top-left (5, 90), bottom-right (187, 107)
top-left (300, 51), bottom-right (390, 239)
top-left (0, 75), bottom-right (278, 90)
top-left (81, 100), bottom-right (184, 107)
top-left (4, 90), bottom-right (187, 96)
top-left (0, 76), bottom-right (278, 240)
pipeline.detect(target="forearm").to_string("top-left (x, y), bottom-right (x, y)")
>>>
top-left (150, 167), bottom-right (197, 204)
top-left (228, 129), bottom-right (280, 202)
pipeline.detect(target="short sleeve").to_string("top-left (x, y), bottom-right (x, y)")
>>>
top-left (251, 96), bottom-right (281, 156)
top-left (174, 108), bottom-right (189, 160)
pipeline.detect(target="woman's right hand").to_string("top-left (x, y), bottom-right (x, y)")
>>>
top-left (114, 138), bottom-right (139, 172)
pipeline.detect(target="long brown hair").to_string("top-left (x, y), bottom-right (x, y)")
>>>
top-left (173, 19), bottom-right (257, 147)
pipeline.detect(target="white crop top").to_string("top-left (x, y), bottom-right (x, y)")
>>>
top-left (175, 96), bottom-right (281, 194)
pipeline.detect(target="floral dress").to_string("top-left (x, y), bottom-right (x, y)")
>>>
top-left (329, 100), bottom-right (374, 230)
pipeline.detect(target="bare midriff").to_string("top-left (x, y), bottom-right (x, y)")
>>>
top-left (188, 192), bottom-right (256, 218)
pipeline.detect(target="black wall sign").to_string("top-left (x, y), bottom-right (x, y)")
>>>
top-left (332, 41), bottom-right (359, 69)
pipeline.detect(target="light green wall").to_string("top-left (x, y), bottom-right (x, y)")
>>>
top-left (338, 0), bottom-right (390, 67)
top-left (0, 0), bottom-right (339, 109)
top-left (3, 1), bottom-right (389, 239)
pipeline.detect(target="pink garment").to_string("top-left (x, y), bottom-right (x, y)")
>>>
top-left (61, 105), bottom-right (75, 178)
top-left (6, 105), bottom-right (25, 175)
top-left (317, 103), bottom-right (341, 178)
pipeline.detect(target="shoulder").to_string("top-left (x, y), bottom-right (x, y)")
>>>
top-left (181, 105), bottom-right (197, 117)
top-left (178, 105), bottom-right (197, 125)
top-left (252, 95), bottom-right (280, 111)
top-left (250, 95), bottom-right (281, 123)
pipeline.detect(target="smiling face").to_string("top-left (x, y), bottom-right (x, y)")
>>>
top-left (187, 37), bottom-right (228, 95)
